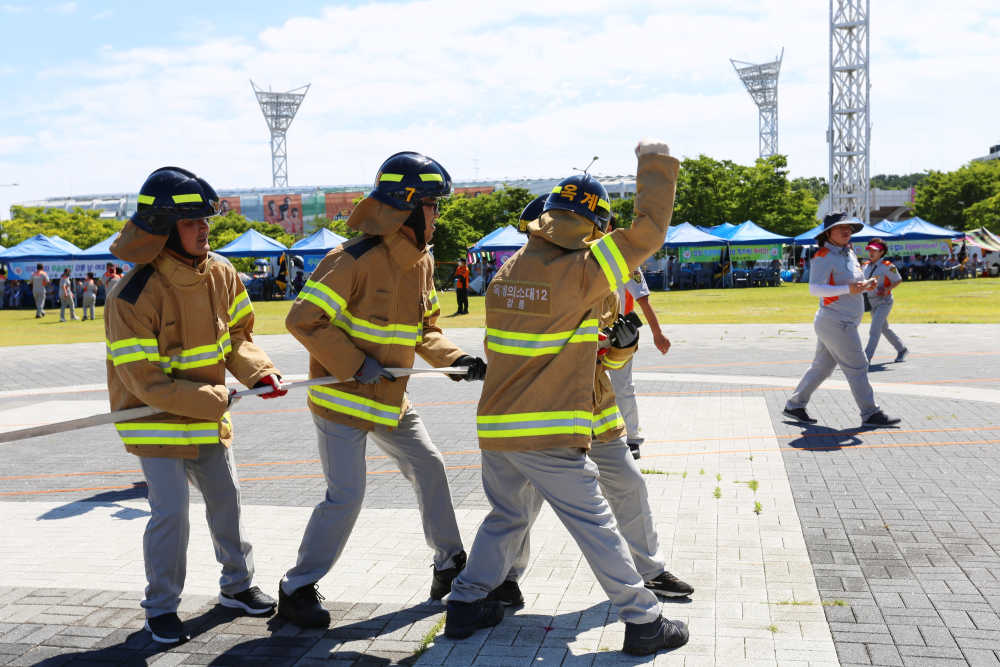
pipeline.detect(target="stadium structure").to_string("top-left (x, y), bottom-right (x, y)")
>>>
top-left (9, 176), bottom-right (640, 227)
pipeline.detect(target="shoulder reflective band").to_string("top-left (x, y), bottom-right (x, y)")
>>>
top-left (486, 319), bottom-right (598, 357)
top-left (419, 173), bottom-right (444, 182)
top-left (172, 194), bottom-right (203, 204)
top-left (592, 235), bottom-right (629, 291)
top-left (424, 289), bottom-right (440, 318)
top-left (380, 173), bottom-right (404, 182)
top-left (107, 337), bottom-right (160, 366)
top-left (137, 195), bottom-right (155, 205)
top-left (308, 386), bottom-right (402, 427)
top-left (229, 291), bottom-right (253, 326)
top-left (115, 420), bottom-right (220, 446)
top-left (592, 406), bottom-right (624, 435)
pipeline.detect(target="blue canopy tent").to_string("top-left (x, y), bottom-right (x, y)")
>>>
top-left (73, 231), bottom-right (121, 261)
top-left (724, 220), bottom-right (793, 245)
top-left (695, 222), bottom-right (737, 239)
top-left (0, 234), bottom-right (78, 262)
top-left (473, 225), bottom-right (527, 253)
top-left (873, 220), bottom-right (897, 233)
top-left (877, 217), bottom-right (962, 240)
top-left (291, 228), bottom-right (348, 257)
top-left (663, 223), bottom-right (728, 248)
top-left (213, 229), bottom-right (288, 258)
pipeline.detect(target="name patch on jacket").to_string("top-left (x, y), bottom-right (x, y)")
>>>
top-left (487, 281), bottom-right (551, 317)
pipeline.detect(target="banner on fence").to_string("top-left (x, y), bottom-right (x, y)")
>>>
top-left (679, 244), bottom-right (782, 263)
top-left (4, 260), bottom-right (135, 280)
top-left (851, 239), bottom-right (953, 257)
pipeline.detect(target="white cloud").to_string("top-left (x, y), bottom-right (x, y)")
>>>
top-left (93, 10), bottom-right (113, 19)
top-left (47, 2), bottom-right (75, 13)
top-left (1, 5), bottom-right (28, 13)
top-left (1, 0), bottom-right (999, 219)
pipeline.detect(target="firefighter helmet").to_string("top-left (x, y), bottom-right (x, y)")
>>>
top-left (517, 195), bottom-right (547, 234)
top-left (541, 174), bottom-right (612, 231)
top-left (130, 167), bottom-right (221, 236)
top-left (369, 152), bottom-right (452, 212)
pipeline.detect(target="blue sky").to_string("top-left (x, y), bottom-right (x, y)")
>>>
top-left (2, 0), bottom-right (999, 218)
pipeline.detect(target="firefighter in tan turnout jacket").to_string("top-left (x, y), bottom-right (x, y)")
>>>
top-left (105, 167), bottom-right (288, 645)
top-left (277, 152), bottom-right (487, 629)
top-left (445, 140), bottom-right (690, 656)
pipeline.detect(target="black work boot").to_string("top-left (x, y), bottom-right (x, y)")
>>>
top-left (430, 550), bottom-right (467, 600)
top-left (628, 443), bottom-right (641, 460)
top-left (645, 571), bottom-right (694, 598)
top-left (444, 599), bottom-right (504, 639)
top-left (144, 612), bottom-right (189, 644)
top-left (278, 581), bottom-right (331, 628)
top-left (486, 580), bottom-right (524, 606)
top-left (622, 616), bottom-right (689, 655)
top-left (782, 407), bottom-right (818, 424)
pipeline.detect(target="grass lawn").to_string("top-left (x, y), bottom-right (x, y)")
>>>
top-left (0, 278), bottom-right (996, 347)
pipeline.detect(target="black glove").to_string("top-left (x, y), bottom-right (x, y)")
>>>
top-left (354, 356), bottom-right (396, 385)
top-left (449, 355), bottom-right (487, 382)
top-left (608, 312), bottom-right (642, 349)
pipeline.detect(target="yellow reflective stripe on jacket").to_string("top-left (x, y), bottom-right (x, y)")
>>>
top-left (300, 280), bottom-right (348, 320)
top-left (591, 405), bottom-right (624, 435)
top-left (486, 319), bottom-right (598, 357)
top-left (592, 235), bottom-right (629, 291)
top-left (107, 338), bottom-right (160, 366)
top-left (477, 407), bottom-right (624, 438)
top-left (115, 416), bottom-right (226, 446)
top-left (601, 354), bottom-right (628, 370)
top-left (424, 289), bottom-right (440, 318)
top-left (228, 291), bottom-right (253, 326)
top-left (308, 386), bottom-right (402, 427)
top-left (301, 279), bottom-right (421, 347)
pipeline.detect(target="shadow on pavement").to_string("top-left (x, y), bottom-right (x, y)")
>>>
top-left (780, 425), bottom-right (873, 450)
top-left (37, 484), bottom-right (150, 521)
top-left (23, 598), bottom-right (687, 665)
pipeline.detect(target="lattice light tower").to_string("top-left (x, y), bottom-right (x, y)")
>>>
top-left (731, 48), bottom-right (784, 159)
top-left (251, 81), bottom-right (310, 187)
top-left (828, 0), bottom-right (870, 222)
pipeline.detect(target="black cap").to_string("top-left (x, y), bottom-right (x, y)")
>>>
top-left (822, 210), bottom-right (864, 233)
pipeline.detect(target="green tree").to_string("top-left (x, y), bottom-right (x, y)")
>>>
top-left (912, 160), bottom-right (1000, 233)
top-left (790, 176), bottom-right (828, 203)
top-left (673, 154), bottom-right (817, 237)
top-left (307, 216), bottom-right (361, 240)
top-left (207, 212), bottom-right (294, 273)
top-left (610, 196), bottom-right (636, 228)
top-left (1, 206), bottom-right (122, 249)
top-left (871, 173), bottom-right (926, 190)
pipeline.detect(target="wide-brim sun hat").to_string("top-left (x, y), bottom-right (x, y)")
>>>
top-left (822, 210), bottom-right (864, 233)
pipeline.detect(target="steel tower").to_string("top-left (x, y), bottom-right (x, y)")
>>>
top-left (828, 0), bottom-right (870, 222)
top-left (731, 49), bottom-right (784, 159)
top-left (251, 81), bottom-right (310, 187)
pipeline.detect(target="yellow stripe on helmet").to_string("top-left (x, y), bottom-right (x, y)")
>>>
top-left (172, 194), bottom-right (203, 204)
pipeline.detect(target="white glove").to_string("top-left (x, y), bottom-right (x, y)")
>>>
top-left (635, 138), bottom-right (671, 157)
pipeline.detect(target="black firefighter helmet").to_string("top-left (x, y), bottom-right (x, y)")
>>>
top-left (541, 173), bottom-right (612, 231)
top-left (131, 167), bottom-right (221, 236)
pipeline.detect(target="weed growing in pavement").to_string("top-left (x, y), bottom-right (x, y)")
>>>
top-left (699, 468), bottom-right (705, 474)
top-left (747, 480), bottom-right (759, 492)
top-left (716, 473), bottom-right (722, 482)
top-left (749, 455), bottom-right (754, 461)
top-left (412, 616), bottom-right (446, 660)
top-left (641, 469), bottom-right (679, 475)
top-left (754, 501), bottom-right (763, 514)
top-left (713, 487), bottom-right (722, 499)
top-left (682, 471), bottom-right (688, 478)
top-left (822, 599), bottom-right (849, 606)
top-left (767, 625), bottom-right (779, 633)
top-left (770, 600), bottom-right (814, 605)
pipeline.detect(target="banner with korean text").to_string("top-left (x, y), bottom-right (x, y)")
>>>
top-left (679, 244), bottom-right (782, 263)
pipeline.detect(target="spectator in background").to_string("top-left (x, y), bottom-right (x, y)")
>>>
top-left (0, 267), bottom-right (6, 310)
top-left (82, 272), bottom-right (98, 321)
top-left (107, 266), bottom-right (123, 293)
top-left (31, 263), bottom-right (50, 318)
top-left (102, 262), bottom-right (117, 287)
top-left (59, 268), bottom-right (79, 322)
top-left (292, 271), bottom-right (305, 294)
top-left (11, 280), bottom-right (24, 309)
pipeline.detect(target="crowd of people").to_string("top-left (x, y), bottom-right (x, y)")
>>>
top-left (0, 262), bottom-right (124, 319)
top-left (798, 251), bottom-right (987, 283)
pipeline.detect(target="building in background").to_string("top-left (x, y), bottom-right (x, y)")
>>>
top-left (972, 143), bottom-right (1000, 163)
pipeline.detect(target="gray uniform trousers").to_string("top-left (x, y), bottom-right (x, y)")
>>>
top-left (33, 290), bottom-right (46, 317)
top-left (138, 443), bottom-right (254, 618)
top-left (608, 359), bottom-right (644, 446)
top-left (865, 301), bottom-right (905, 361)
top-left (506, 437), bottom-right (667, 582)
top-left (83, 294), bottom-right (97, 320)
top-left (450, 447), bottom-right (662, 625)
top-left (60, 295), bottom-right (76, 320)
top-left (786, 315), bottom-right (880, 419)
top-left (282, 408), bottom-right (464, 593)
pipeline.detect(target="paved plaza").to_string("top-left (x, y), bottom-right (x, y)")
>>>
top-left (0, 323), bottom-right (998, 666)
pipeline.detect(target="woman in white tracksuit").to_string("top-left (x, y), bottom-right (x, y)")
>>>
top-left (861, 238), bottom-right (908, 363)
top-left (782, 211), bottom-right (901, 428)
